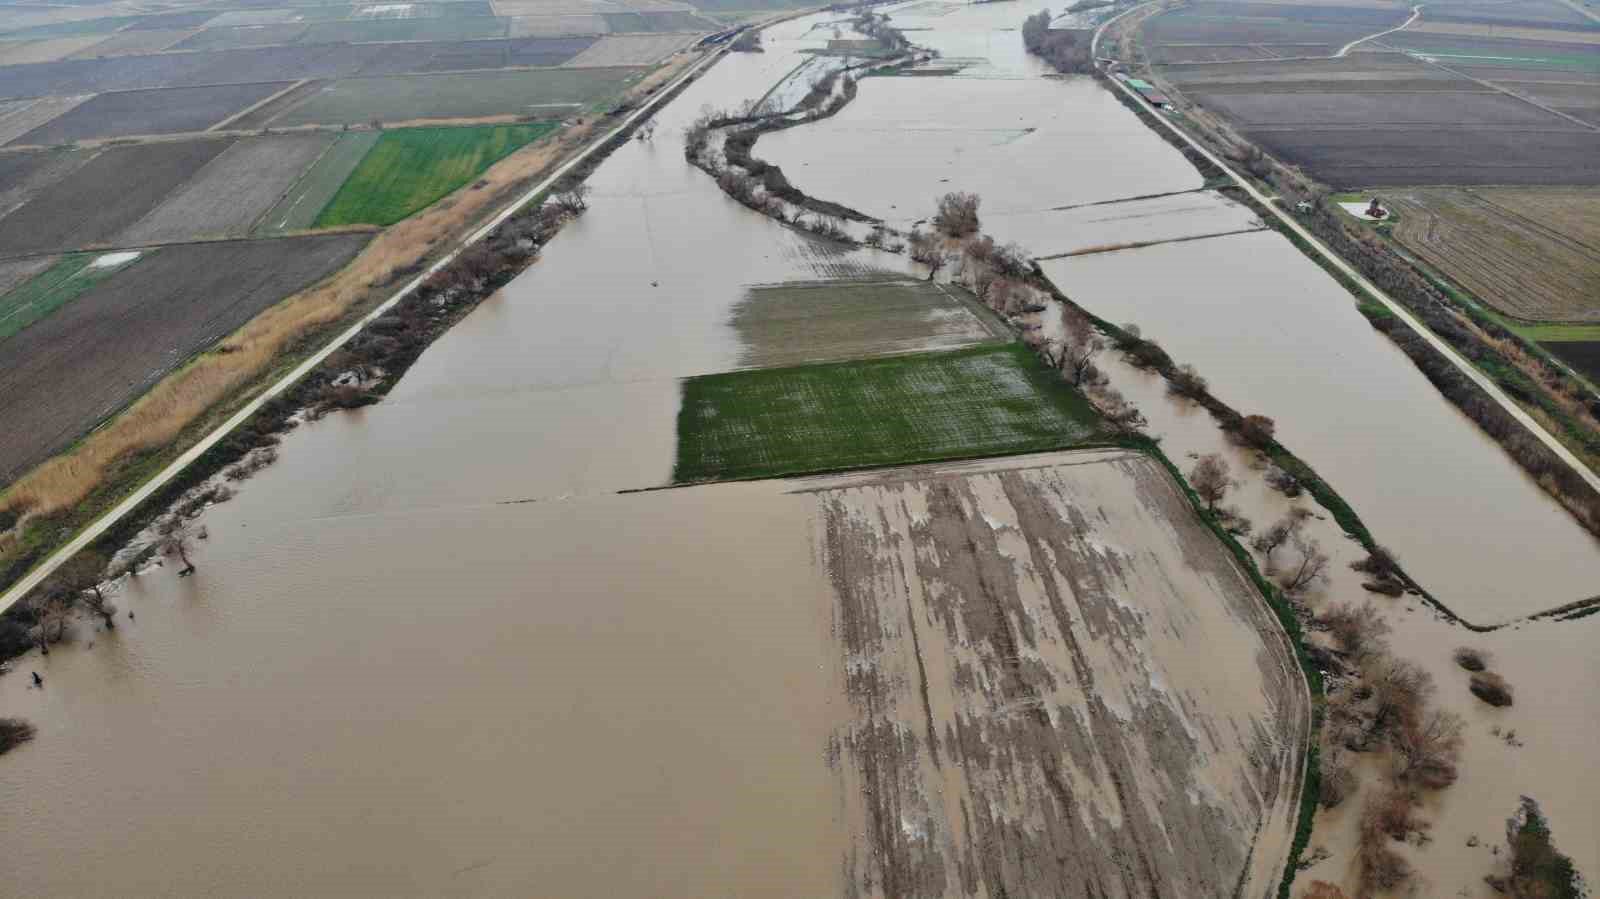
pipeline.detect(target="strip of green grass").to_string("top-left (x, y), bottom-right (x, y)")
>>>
top-left (0, 252), bottom-right (142, 343)
top-left (313, 124), bottom-right (555, 228)
top-left (673, 343), bottom-right (1107, 483)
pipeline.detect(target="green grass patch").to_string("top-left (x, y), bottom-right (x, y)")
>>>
top-left (1513, 322), bottom-right (1600, 343)
top-left (255, 130), bottom-right (381, 235)
top-left (673, 343), bottom-right (1107, 483)
top-left (314, 124), bottom-right (554, 227)
top-left (0, 252), bottom-right (143, 343)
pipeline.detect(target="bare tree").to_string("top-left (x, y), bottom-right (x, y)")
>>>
top-left (31, 587), bottom-right (72, 652)
top-left (1189, 453), bottom-right (1234, 512)
top-left (159, 516), bottom-right (200, 577)
top-left (1278, 532), bottom-right (1329, 593)
top-left (1363, 654), bottom-right (1434, 736)
top-left (1317, 601), bottom-right (1391, 657)
top-left (933, 191), bottom-right (981, 237)
top-left (57, 551), bottom-right (115, 629)
top-left (1250, 508), bottom-right (1310, 566)
top-left (1060, 309), bottom-right (1105, 386)
top-left (1393, 706), bottom-right (1465, 787)
top-left (1092, 386), bottom-right (1145, 432)
top-left (908, 228), bottom-right (947, 280)
top-left (1168, 363), bottom-right (1209, 399)
top-left (1231, 413), bottom-right (1276, 450)
top-left (553, 179), bottom-right (591, 214)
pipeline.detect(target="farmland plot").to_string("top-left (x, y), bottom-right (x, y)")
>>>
top-left (0, 36), bottom-right (107, 65)
top-left (601, 11), bottom-right (717, 31)
top-left (728, 278), bottom-right (1008, 369)
top-left (508, 14), bottom-right (613, 36)
top-left (0, 94), bottom-right (88, 145)
top-left (0, 233), bottom-right (368, 483)
top-left (563, 32), bottom-right (699, 65)
top-left (0, 250), bottom-right (137, 342)
top-left (66, 29), bottom-right (194, 57)
top-left (265, 66), bottom-right (635, 126)
top-left (1385, 186), bottom-right (1600, 322)
top-left (811, 450), bottom-right (1310, 897)
top-left (314, 124), bottom-right (553, 226)
top-left (0, 138), bottom-right (233, 255)
top-left (673, 344), bottom-right (1105, 483)
top-left (0, 146), bottom-right (90, 216)
top-left (255, 130), bottom-right (381, 234)
top-left (169, 24), bottom-right (314, 51)
top-left (120, 133), bottom-right (337, 244)
top-left (9, 81), bottom-right (293, 145)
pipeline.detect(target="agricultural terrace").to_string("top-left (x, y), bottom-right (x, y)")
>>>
top-left (673, 343), bottom-right (1107, 483)
top-left (1382, 187), bottom-right (1600, 323)
top-left (315, 124), bottom-right (557, 227)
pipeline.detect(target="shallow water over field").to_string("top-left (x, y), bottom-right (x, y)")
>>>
top-left (1041, 231), bottom-right (1600, 619)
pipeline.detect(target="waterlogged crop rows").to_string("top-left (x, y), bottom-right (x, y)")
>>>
top-left (674, 344), bottom-right (1105, 482)
top-left (729, 277), bottom-right (1007, 369)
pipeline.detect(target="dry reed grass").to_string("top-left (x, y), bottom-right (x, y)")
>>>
top-left (0, 55), bottom-right (696, 537)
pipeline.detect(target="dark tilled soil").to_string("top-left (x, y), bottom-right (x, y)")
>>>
top-left (0, 233), bottom-right (369, 484)
top-left (0, 138), bottom-right (233, 255)
top-left (0, 146), bottom-right (91, 215)
top-left (0, 37), bottom-right (598, 100)
top-left (1542, 340), bottom-right (1600, 383)
top-left (11, 81), bottom-right (291, 145)
top-left (1242, 126), bottom-right (1600, 186)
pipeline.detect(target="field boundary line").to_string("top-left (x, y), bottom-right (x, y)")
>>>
top-left (1095, 66), bottom-right (1600, 501)
top-left (0, 48), bottom-right (724, 617)
top-left (208, 78), bottom-right (307, 132)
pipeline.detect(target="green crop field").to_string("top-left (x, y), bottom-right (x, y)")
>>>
top-left (673, 343), bottom-right (1106, 483)
top-left (314, 124), bottom-right (554, 227)
top-left (0, 251), bottom-right (143, 343)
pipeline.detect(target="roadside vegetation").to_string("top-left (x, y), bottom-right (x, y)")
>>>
top-left (315, 124), bottom-right (559, 228)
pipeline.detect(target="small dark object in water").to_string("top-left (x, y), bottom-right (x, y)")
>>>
top-left (31, 671), bottom-right (42, 686)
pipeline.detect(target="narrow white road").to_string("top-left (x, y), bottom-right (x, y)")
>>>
top-left (1093, 71), bottom-right (1600, 500)
top-left (1337, 3), bottom-right (1422, 57)
top-left (0, 49), bottom-right (725, 616)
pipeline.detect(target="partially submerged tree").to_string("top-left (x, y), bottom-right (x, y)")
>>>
top-left (1230, 413), bottom-right (1276, 450)
top-left (1059, 309), bottom-right (1105, 386)
top-left (1363, 654), bottom-right (1434, 738)
top-left (56, 551), bottom-right (116, 630)
top-left (1393, 706), bottom-right (1464, 788)
top-left (1318, 601), bottom-right (1391, 658)
top-left (1469, 671), bottom-right (1514, 707)
top-left (1251, 507), bottom-right (1311, 569)
top-left (1279, 532), bottom-right (1329, 594)
top-left (1168, 363), bottom-right (1209, 399)
top-left (158, 516), bottom-right (200, 577)
top-left (907, 228), bottom-right (947, 280)
top-left (933, 191), bottom-right (981, 237)
top-left (552, 178), bottom-right (591, 215)
top-left (0, 718), bottom-right (36, 756)
top-left (1189, 453), bottom-right (1234, 512)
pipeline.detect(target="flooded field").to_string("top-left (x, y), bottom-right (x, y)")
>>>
top-left (4, 1), bottom-right (1594, 896)
top-left (1041, 231), bottom-right (1600, 619)
top-left (811, 449), bottom-right (1309, 897)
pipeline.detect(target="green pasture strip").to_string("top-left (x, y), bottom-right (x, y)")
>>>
top-left (1514, 322), bottom-right (1600, 342)
top-left (0, 252), bottom-right (141, 343)
top-left (673, 343), bottom-right (1107, 483)
top-left (313, 124), bottom-right (554, 227)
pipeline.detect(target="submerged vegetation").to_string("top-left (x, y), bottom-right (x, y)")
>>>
top-left (1022, 9), bottom-right (1093, 74)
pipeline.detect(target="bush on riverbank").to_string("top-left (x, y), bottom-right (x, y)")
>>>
top-left (0, 718), bottom-right (35, 755)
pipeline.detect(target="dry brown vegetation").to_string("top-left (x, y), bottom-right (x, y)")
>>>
top-left (0, 56), bottom-right (695, 546)
top-left (1387, 187), bottom-right (1600, 323)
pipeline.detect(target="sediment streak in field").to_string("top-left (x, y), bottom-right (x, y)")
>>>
top-left (808, 450), bottom-right (1310, 898)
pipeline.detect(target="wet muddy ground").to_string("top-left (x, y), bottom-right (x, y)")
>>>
top-left (807, 449), bottom-right (1310, 897)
